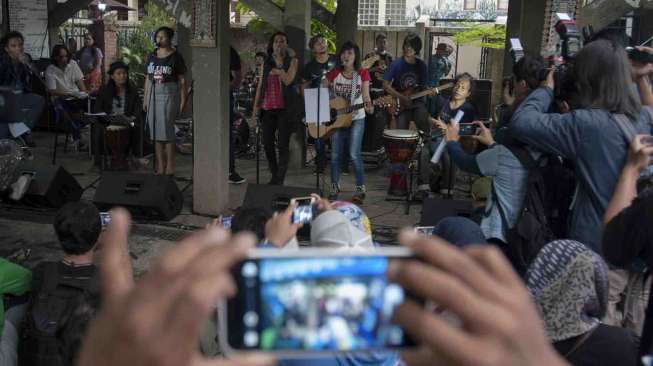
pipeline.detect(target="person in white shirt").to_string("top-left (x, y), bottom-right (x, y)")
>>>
top-left (45, 45), bottom-right (89, 148)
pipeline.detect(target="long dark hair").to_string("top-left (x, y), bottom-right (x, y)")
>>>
top-left (266, 31), bottom-right (288, 56)
top-left (337, 41), bottom-right (361, 70)
top-left (50, 44), bottom-right (72, 65)
top-left (573, 39), bottom-right (640, 120)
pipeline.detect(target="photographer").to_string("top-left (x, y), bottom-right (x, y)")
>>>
top-left (510, 39), bottom-right (653, 253)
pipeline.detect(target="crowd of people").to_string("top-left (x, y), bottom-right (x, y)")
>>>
top-left (3, 19), bottom-right (653, 366)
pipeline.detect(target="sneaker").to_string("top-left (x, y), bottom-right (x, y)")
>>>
top-left (352, 185), bottom-right (366, 204)
top-left (414, 189), bottom-right (430, 202)
top-left (72, 139), bottom-right (88, 152)
top-left (21, 133), bottom-right (36, 147)
top-left (229, 172), bottom-right (246, 184)
top-left (328, 183), bottom-right (340, 201)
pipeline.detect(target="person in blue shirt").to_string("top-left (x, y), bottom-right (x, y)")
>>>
top-left (383, 33), bottom-right (434, 136)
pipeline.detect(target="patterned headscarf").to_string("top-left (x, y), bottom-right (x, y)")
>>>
top-left (526, 240), bottom-right (609, 342)
top-left (331, 201), bottom-right (372, 235)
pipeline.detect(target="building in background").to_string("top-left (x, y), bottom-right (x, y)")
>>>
top-left (359, 0), bottom-right (410, 26)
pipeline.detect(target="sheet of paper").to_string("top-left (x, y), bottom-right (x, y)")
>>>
top-left (431, 137), bottom-right (447, 164)
top-left (8, 122), bottom-right (29, 138)
top-left (451, 110), bottom-right (465, 127)
top-left (304, 88), bottom-right (330, 125)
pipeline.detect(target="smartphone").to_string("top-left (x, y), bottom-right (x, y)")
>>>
top-left (290, 196), bottom-right (316, 225)
top-left (219, 248), bottom-right (417, 355)
top-left (99, 212), bottom-right (111, 228)
top-left (458, 123), bottom-right (477, 136)
top-left (414, 226), bottom-right (435, 236)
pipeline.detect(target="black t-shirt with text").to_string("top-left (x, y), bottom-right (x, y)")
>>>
top-left (301, 55), bottom-right (337, 89)
top-left (146, 51), bottom-right (187, 84)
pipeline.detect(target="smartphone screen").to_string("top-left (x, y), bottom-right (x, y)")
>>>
top-left (223, 250), bottom-right (416, 353)
top-left (291, 198), bottom-right (314, 224)
top-left (414, 226), bottom-right (435, 236)
top-left (458, 123), bottom-right (476, 136)
top-left (99, 212), bottom-right (111, 228)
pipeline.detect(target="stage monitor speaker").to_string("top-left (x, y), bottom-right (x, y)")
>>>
top-left (438, 79), bottom-right (493, 121)
top-left (93, 172), bottom-right (183, 220)
top-left (242, 184), bottom-right (320, 212)
top-left (18, 162), bottom-right (82, 208)
top-left (420, 197), bottom-right (474, 226)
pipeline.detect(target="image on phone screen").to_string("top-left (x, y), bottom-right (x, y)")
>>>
top-left (225, 254), bottom-right (414, 352)
top-left (292, 204), bottom-right (313, 224)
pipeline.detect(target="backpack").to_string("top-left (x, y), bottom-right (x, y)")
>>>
top-left (492, 147), bottom-right (574, 276)
top-left (19, 262), bottom-right (96, 366)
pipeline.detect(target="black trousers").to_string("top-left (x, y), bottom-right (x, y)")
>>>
top-left (261, 109), bottom-right (293, 183)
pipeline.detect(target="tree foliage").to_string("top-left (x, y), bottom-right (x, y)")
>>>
top-left (452, 24), bottom-right (506, 49)
top-left (236, 0), bottom-right (337, 54)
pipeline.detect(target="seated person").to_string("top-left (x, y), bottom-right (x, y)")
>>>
top-left (0, 258), bottom-right (31, 366)
top-left (527, 239), bottom-right (638, 366)
top-left (0, 31), bottom-right (45, 147)
top-left (418, 72), bottom-right (476, 198)
top-left (93, 61), bottom-right (143, 166)
top-left (18, 201), bottom-right (101, 366)
top-left (45, 45), bottom-right (89, 149)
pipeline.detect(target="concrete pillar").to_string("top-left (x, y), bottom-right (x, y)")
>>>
top-left (283, 1), bottom-right (311, 170)
top-left (192, 1), bottom-right (230, 215)
top-left (128, 0), bottom-right (139, 22)
top-left (335, 0), bottom-right (359, 49)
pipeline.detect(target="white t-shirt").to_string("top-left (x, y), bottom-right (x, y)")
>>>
top-left (45, 60), bottom-right (84, 93)
top-left (326, 67), bottom-right (371, 121)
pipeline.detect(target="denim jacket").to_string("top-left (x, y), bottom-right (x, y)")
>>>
top-left (510, 87), bottom-right (653, 253)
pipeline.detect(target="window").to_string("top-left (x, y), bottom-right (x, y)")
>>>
top-left (497, 0), bottom-right (509, 10)
top-left (358, 0), bottom-right (380, 26)
top-left (464, 0), bottom-right (477, 10)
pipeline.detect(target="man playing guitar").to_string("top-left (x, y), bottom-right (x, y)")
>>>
top-left (383, 33), bottom-right (435, 133)
top-left (364, 33), bottom-right (394, 147)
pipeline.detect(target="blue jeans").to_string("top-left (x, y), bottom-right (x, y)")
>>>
top-left (331, 118), bottom-right (365, 186)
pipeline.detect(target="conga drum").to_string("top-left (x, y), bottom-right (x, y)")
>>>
top-left (105, 125), bottom-right (130, 170)
top-left (383, 129), bottom-right (419, 196)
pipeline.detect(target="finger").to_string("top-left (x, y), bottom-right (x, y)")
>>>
top-left (100, 208), bottom-right (134, 307)
top-left (464, 245), bottom-right (524, 289)
top-left (398, 230), bottom-right (506, 303)
top-left (193, 354), bottom-right (277, 366)
top-left (400, 347), bottom-right (449, 366)
top-left (387, 259), bottom-right (491, 327)
top-left (393, 300), bottom-right (481, 366)
top-left (283, 202), bottom-right (296, 218)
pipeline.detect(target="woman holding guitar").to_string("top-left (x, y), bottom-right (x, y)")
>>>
top-left (325, 41), bottom-right (373, 204)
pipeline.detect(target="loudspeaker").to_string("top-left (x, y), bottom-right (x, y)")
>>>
top-left (93, 172), bottom-right (183, 220)
top-left (18, 162), bottom-right (82, 208)
top-left (438, 79), bottom-right (493, 120)
top-left (242, 184), bottom-right (320, 212)
top-left (420, 198), bottom-right (474, 226)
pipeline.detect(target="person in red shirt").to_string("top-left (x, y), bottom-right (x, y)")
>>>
top-left (252, 32), bottom-right (299, 185)
top-left (326, 41), bottom-right (373, 204)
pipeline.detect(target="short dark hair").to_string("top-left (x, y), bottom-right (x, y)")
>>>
top-left (50, 44), bottom-right (72, 65)
top-left (154, 26), bottom-right (175, 45)
top-left (375, 33), bottom-right (387, 42)
top-left (512, 53), bottom-right (545, 91)
top-left (309, 34), bottom-right (325, 50)
top-left (255, 51), bottom-right (267, 59)
top-left (54, 202), bottom-right (101, 255)
top-left (337, 41), bottom-right (361, 70)
top-left (602, 192), bottom-right (653, 268)
top-left (574, 39), bottom-right (640, 120)
top-left (108, 61), bottom-right (129, 75)
top-left (402, 32), bottom-right (422, 55)
top-left (454, 72), bottom-right (475, 96)
top-left (1, 31), bottom-right (24, 46)
top-left (231, 207), bottom-right (272, 242)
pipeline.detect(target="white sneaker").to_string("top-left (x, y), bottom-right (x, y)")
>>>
top-left (10, 174), bottom-right (33, 201)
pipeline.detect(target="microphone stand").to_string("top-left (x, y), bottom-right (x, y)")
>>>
top-left (310, 68), bottom-right (330, 192)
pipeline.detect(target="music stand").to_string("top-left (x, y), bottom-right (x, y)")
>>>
top-left (304, 86), bottom-right (330, 191)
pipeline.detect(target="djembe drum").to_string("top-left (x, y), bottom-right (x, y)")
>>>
top-left (383, 129), bottom-right (419, 196)
top-left (105, 125), bottom-right (130, 170)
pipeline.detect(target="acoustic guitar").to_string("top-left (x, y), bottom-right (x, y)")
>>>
top-left (307, 97), bottom-right (389, 139)
top-left (361, 54), bottom-right (380, 70)
top-left (394, 83), bottom-right (455, 114)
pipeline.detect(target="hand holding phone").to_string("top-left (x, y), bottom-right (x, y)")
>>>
top-left (220, 248), bottom-right (417, 355)
top-left (626, 134), bottom-right (653, 173)
top-left (290, 196), bottom-right (316, 225)
top-left (264, 203), bottom-right (302, 248)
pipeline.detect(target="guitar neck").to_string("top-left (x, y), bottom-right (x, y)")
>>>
top-left (407, 83), bottom-right (454, 100)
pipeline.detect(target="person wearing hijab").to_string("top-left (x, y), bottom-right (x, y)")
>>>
top-left (526, 239), bottom-right (637, 365)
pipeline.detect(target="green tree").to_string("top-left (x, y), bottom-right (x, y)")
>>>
top-left (120, 1), bottom-right (175, 86)
top-left (453, 24), bottom-right (506, 49)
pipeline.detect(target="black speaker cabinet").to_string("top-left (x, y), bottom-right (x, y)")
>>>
top-left (243, 184), bottom-right (320, 212)
top-left (420, 197), bottom-right (474, 226)
top-left (93, 172), bottom-right (183, 220)
top-left (18, 162), bottom-right (82, 208)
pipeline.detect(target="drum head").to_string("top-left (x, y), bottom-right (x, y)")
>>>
top-left (106, 125), bottom-right (128, 131)
top-left (383, 129), bottom-right (419, 139)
